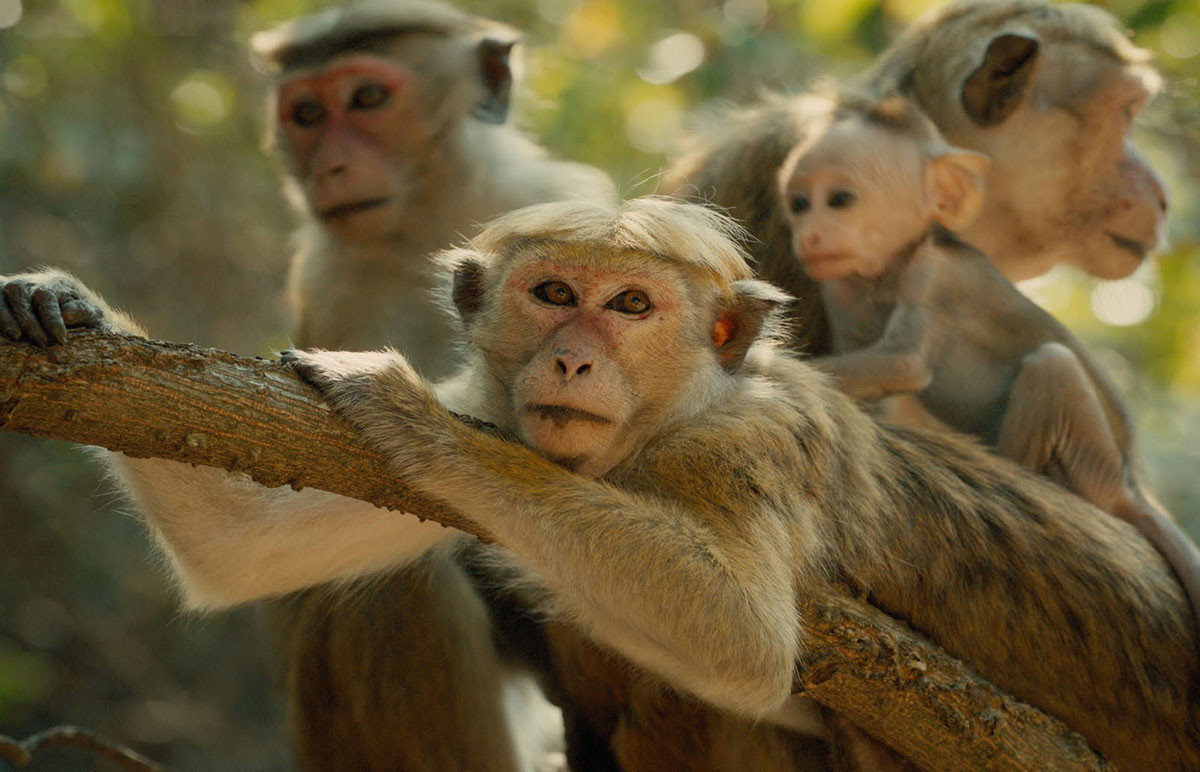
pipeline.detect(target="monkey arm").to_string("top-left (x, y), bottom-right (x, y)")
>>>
top-left (287, 348), bottom-right (803, 719)
top-left (815, 301), bottom-right (935, 400)
top-left (115, 459), bottom-right (458, 608)
top-left (815, 251), bottom-right (946, 400)
top-left (0, 270), bottom-right (461, 608)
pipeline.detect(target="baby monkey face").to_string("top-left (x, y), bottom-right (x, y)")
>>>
top-left (780, 121), bottom-right (931, 281)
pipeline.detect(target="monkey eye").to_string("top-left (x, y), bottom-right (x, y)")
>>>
top-left (828, 190), bottom-right (856, 209)
top-left (532, 280), bottom-right (577, 307)
top-left (350, 83), bottom-right (390, 111)
top-left (606, 289), bottom-right (652, 315)
top-left (789, 195), bottom-right (811, 215)
top-left (290, 99), bottom-right (326, 128)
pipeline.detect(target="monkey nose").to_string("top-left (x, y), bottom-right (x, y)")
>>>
top-left (318, 161), bottom-right (348, 179)
top-left (555, 353), bottom-right (593, 381)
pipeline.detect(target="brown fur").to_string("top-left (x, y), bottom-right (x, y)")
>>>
top-left (641, 2), bottom-right (1171, 765)
top-left (5, 195), bottom-right (1198, 769)
top-left (774, 93), bottom-right (1200, 641)
top-left (257, 3), bottom-right (612, 770)
top-left (283, 198), bottom-right (1200, 770)
top-left (663, 0), bottom-right (1168, 356)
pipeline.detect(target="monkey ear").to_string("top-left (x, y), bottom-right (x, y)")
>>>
top-left (474, 38), bottom-right (516, 125)
top-left (713, 280), bottom-right (793, 374)
top-left (450, 256), bottom-right (488, 323)
top-left (961, 33), bottom-right (1040, 127)
top-left (925, 149), bottom-right (990, 232)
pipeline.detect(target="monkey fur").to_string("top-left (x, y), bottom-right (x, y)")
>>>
top-left (4, 198), bottom-right (1197, 770)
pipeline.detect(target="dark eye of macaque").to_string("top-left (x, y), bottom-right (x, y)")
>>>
top-left (606, 289), bottom-right (652, 315)
top-left (291, 98), bottom-right (326, 128)
top-left (790, 194), bottom-right (811, 215)
top-left (533, 280), bottom-right (577, 307)
top-left (350, 82), bottom-right (390, 110)
top-left (828, 190), bottom-right (856, 209)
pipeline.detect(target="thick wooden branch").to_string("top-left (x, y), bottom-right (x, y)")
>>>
top-left (0, 725), bottom-right (165, 771)
top-left (0, 330), bottom-right (479, 535)
top-left (798, 592), bottom-right (1110, 771)
top-left (0, 332), bottom-right (1108, 771)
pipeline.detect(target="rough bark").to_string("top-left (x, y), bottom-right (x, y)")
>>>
top-left (0, 331), bottom-right (1110, 771)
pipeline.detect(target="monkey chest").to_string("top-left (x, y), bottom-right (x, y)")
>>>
top-left (921, 347), bottom-right (1021, 443)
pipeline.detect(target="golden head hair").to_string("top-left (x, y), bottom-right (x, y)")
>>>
top-left (464, 197), bottom-right (758, 291)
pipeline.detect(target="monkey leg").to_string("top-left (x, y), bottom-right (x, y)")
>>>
top-left (542, 622), bottom-right (831, 771)
top-left (997, 342), bottom-right (1128, 505)
top-left (284, 548), bottom-right (530, 772)
top-left (998, 342), bottom-right (1200, 633)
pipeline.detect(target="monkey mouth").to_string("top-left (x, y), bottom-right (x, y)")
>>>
top-left (1106, 232), bottom-right (1148, 259)
top-left (318, 198), bottom-right (391, 220)
top-left (799, 252), bottom-right (853, 280)
top-left (802, 251), bottom-right (847, 263)
top-left (800, 252), bottom-right (852, 271)
top-left (524, 403), bottom-right (612, 429)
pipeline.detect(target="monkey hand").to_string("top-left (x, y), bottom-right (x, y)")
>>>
top-left (283, 348), bottom-right (451, 470)
top-left (0, 269), bottom-right (112, 346)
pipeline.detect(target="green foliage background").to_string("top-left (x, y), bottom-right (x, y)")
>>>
top-left (0, 1), bottom-right (1197, 768)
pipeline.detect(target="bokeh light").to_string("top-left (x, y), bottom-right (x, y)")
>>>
top-left (171, 72), bottom-right (233, 133)
top-left (0, 0), bottom-right (22, 30)
top-left (4, 56), bottom-right (47, 100)
top-left (1160, 10), bottom-right (1200, 59)
top-left (561, 0), bottom-right (621, 59)
top-left (639, 32), bottom-right (706, 85)
top-left (1091, 278), bottom-right (1158, 327)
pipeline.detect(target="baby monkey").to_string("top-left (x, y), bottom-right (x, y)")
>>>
top-left (777, 91), bottom-right (1200, 632)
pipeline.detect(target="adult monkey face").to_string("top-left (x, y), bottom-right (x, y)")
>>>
top-left (260, 23), bottom-right (516, 244)
top-left (873, 1), bottom-right (1170, 280)
top-left (276, 54), bottom-right (425, 237)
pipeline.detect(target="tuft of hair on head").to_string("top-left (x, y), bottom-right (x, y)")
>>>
top-left (250, 0), bottom-right (516, 74)
top-left (832, 87), bottom-right (943, 145)
top-left (794, 84), bottom-right (948, 159)
top-left (464, 197), bottom-right (759, 295)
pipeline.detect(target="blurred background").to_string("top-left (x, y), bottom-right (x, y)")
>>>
top-left (0, 0), bottom-right (1197, 768)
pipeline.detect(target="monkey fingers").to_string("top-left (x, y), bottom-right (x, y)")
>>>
top-left (31, 286), bottom-right (72, 345)
top-left (282, 348), bottom-right (402, 390)
top-left (0, 286), bottom-right (20, 342)
top-left (284, 348), bottom-right (447, 468)
top-left (2, 280), bottom-right (50, 347)
top-left (283, 348), bottom-right (431, 423)
top-left (60, 297), bottom-right (104, 330)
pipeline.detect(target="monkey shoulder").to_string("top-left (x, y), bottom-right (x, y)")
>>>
top-left (923, 240), bottom-right (1057, 353)
top-left (473, 127), bottom-right (616, 211)
top-left (612, 354), bottom-right (868, 523)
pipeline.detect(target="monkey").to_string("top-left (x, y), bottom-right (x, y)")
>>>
top-left (257, 0), bottom-right (614, 360)
top-left (663, 0), bottom-right (1170, 354)
top-left (216, 2), bottom-right (618, 769)
top-left (775, 89), bottom-right (1200, 640)
top-left (3, 197), bottom-right (1198, 769)
top-left (3, 2), bottom-right (1175, 766)
top-left (585, 2), bottom-right (1176, 763)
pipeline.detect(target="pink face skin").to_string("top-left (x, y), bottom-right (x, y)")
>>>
top-left (480, 252), bottom-right (702, 477)
top-left (953, 59), bottom-right (1169, 281)
top-left (781, 122), bottom-right (930, 282)
top-left (277, 55), bottom-right (430, 240)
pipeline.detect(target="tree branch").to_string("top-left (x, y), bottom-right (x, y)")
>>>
top-left (0, 332), bottom-right (1109, 770)
top-left (0, 725), bottom-right (165, 771)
